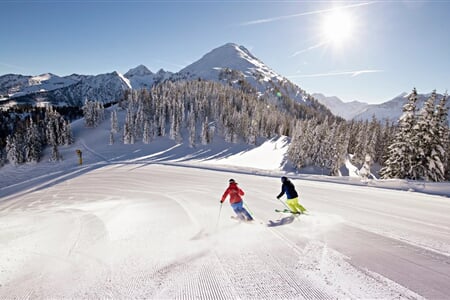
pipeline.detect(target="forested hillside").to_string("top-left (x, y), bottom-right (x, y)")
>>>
top-left (1, 81), bottom-right (449, 181)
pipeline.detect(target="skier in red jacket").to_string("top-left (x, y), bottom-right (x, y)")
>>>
top-left (221, 179), bottom-right (253, 221)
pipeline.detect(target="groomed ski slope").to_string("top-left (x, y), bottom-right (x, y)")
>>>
top-left (1, 162), bottom-right (450, 298)
top-left (1, 116), bottom-right (449, 299)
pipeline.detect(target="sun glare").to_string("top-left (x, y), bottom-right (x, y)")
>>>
top-left (321, 9), bottom-right (354, 48)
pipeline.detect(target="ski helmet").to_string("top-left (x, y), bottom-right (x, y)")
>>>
top-left (281, 176), bottom-right (288, 183)
top-left (229, 178), bottom-right (236, 183)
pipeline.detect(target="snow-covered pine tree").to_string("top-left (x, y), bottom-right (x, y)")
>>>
top-left (208, 118), bottom-right (215, 144)
top-left (47, 118), bottom-right (62, 162)
top-left (187, 109), bottom-right (196, 147)
top-left (380, 88), bottom-right (418, 179)
top-left (157, 100), bottom-right (166, 137)
top-left (82, 99), bottom-right (105, 127)
top-left (61, 119), bottom-right (73, 146)
top-left (376, 120), bottom-right (395, 166)
top-left (43, 107), bottom-right (60, 161)
top-left (201, 117), bottom-right (209, 145)
top-left (109, 130), bottom-right (115, 145)
top-left (434, 93), bottom-right (449, 180)
top-left (328, 120), bottom-right (348, 176)
top-left (295, 118), bottom-right (316, 168)
top-left (5, 134), bottom-right (16, 165)
top-left (366, 117), bottom-right (381, 165)
top-left (169, 111), bottom-right (177, 141)
top-left (50, 143), bottom-right (61, 162)
top-left (223, 119), bottom-right (233, 143)
top-left (6, 133), bottom-right (25, 165)
top-left (335, 122), bottom-right (351, 176)
top-left (411, 91), bottom-right (444, 181)
top-left (25, 117), bottom-right (42, 163)
top-left (95, 101), bottom-right (105, 126)
top-left (310, 119), bottom-right (324, 166)
top-left (321, 118), bottom-right (336, 174)
top-left (286, 121), bottom-right (303, 169)
top-left (303, 119), bottom-right (317, 167)
top-left (315, 117), bottom-right (330, 169)
top-left (123, 108), bottom-right (134, 144)
top-left (0, 148), bottom-right (6, 167)
top-left (247, 119), bottom-right (258, 146)
top-left (351, 120), bottom-right (369, 167)
top-left (110, 110), bottom-right (119, 134)
top-left (134, 104), bottom-right (144, 139)
top-left (360, 155), bottom-right (373, 181)
top-left (142, 121), bottom-right (151, 144)
top-left (82, 99), bottom-right (95, 127)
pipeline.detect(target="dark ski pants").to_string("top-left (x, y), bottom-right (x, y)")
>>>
top-left (231, 201), bottom-right (253, 221)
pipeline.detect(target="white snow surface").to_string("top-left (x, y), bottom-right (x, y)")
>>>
top-left (1, 109), bottom-right (450, 299)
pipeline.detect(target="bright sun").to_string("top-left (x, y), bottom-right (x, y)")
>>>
top-left (321, 9), bottom-right (354, 48)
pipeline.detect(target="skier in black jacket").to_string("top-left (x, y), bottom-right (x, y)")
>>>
top-left (276, 176), bottom-right (306, 214)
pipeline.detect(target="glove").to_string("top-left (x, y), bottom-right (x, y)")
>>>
top-left (276, 196), bottom-right (280, 199)
top-left (220, 200), bottom-right (224, 204)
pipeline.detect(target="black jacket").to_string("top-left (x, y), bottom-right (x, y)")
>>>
top-left (277, 180), bottom-right (298, 199)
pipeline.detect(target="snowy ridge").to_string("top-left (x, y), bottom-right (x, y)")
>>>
top-left (177, 43), bottom-right (312, 104)
top-left (0, 74), bottom-right (31, 96)
top-left (179, 43), bottom-right (283, 82)
top-left (124, 65), bottom-right (173, 90)
top-left (316, 91), bottom-right (450, 124)
top-left (0, 72), bottom-right (132, 106)
top-left (312, 93), bottom-right (369, 120)
top-left (0, 73), bottom-right (77, 98)
top-left (58, 72), bottom-right (131, 106)
top-left (0, 43), bottom-right (316, 108)
top-left (117, 72), bottom-right (132, 89)
top-left (353, 92), bottom-right (450, 124)
top-left (1, 43), bottom-right (448, 124)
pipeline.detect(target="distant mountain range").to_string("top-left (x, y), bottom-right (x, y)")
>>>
top-left (313, 92), bottom-right (450, 124)
top-left (1, 42), bottom-right (447, 124)
top-left (0, 43), bottom-right (321, 111)
top-left (311, 93), bottom-right (368, 120)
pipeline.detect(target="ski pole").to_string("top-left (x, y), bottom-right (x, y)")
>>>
top-left (215, 202), bottom-right (223, 230)
top-left (243, 202), bottom-right (253, 216)
top-left (278, 197), bottom-right (291, 211)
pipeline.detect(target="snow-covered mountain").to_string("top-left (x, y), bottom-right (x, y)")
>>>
top-left (175, 43), bottom-right (315, 106)
top-left (0, 43), bottom-right (326, 112)
top-left (0, 72), bottom-right (133, 107)
top-left (312, 93), bottom-right (369, 120)
top-left (124, 65), bottom-right (172, 90)
top-left (315, 91), bottom-right (450, 124)
top-left (0, 73), bottom-right (77, 98)
top-left (352, 92), bottom-right (450, 123)
top-left (178, 43), bottom-right (283, 83)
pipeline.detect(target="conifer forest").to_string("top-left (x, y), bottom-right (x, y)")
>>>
top-left (1, 80), bottom-right (449, 181)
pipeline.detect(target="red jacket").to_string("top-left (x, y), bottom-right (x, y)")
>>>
top-left (221, 182), bottom-right (244, 204)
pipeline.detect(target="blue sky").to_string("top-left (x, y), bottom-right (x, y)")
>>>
top-left (1, 0), bottom-right (449, 104)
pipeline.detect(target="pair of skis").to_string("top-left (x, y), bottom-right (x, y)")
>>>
top-left (274, 208), bottom-right (305, 215)
top-left (230, 215), bottom-right (254, 222)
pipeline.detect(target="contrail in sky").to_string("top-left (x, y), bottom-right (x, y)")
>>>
top-left (291, 41), bottom-right (328, 57)
top-left (239, 2), bottom-right (375, 26)
top-left (0, 62), bottom-right (26, 72)
top-left (289, 69), bottom-right (383, 78)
